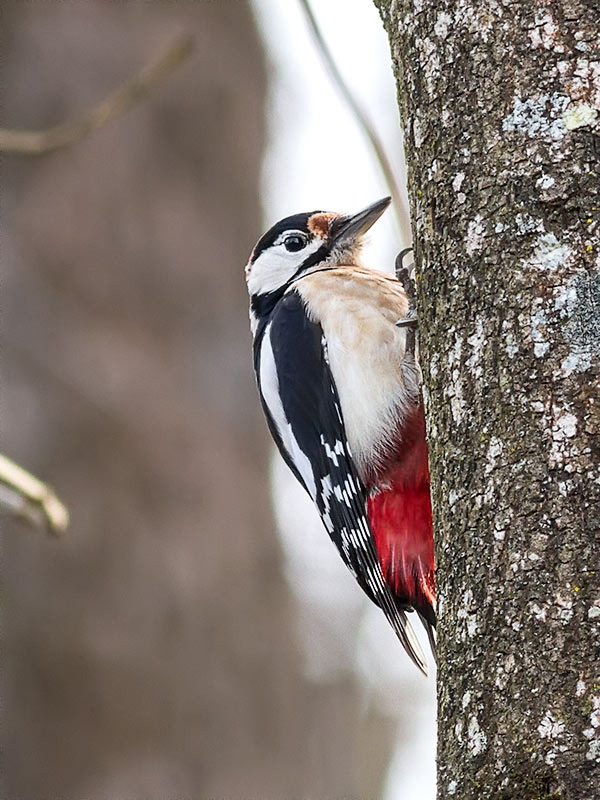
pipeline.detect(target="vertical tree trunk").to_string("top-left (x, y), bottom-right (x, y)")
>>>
top-left (375, 1), bottom-right (599, 798)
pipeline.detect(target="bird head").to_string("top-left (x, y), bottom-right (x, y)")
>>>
top-left (245, 197), bottom-right (391, 302)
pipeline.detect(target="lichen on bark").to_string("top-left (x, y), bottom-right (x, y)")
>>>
top-left (374, 1), bottom-right (600, 798)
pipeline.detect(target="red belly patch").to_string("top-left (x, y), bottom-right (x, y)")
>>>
top-left (367, 466), bottom-right (435, 612)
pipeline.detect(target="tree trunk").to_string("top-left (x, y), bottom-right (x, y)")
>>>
top-left (375, 1), bottom-right (600, 798)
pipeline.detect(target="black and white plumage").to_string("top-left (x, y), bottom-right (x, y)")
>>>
top-left (245, 198), bottom-right (435, 674)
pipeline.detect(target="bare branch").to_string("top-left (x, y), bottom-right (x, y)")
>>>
top-left (0, 34), bottom-right (194, 155)
top-left (298, 0), bottom-right (412, 247)
top-left (0, 454), bottom-right (69, 536)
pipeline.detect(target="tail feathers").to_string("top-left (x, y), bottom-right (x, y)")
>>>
top-left (387, 602), bottom-right (437, 676)
top-left (389, 608), bottom-right (429, 676)
top-left (417, 606), bottom-right (437, 666)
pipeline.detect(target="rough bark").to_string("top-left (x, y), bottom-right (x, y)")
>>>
top-left (375, 1), bottom-right (600, 798)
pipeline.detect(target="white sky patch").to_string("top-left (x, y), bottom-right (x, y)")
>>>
top-left (252, 2), bottom-right (435, 798)
top-left (252, 0), bottom-right (408, 268)
top-left (270, 455), bottom-right (363, 678)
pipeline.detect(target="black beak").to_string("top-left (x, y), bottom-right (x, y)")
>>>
top-left (330, 196), bottom-right (391, 246)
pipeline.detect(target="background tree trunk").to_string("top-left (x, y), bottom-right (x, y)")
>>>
top-left (375, 1), bottom-right (600, 798)
top-left (2, 3), bottom-right (393, 798)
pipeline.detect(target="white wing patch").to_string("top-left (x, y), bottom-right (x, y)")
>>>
top-left (319, 435), bottom-right (345, 466)
top-left (259, 325), bottom-right (316, 498)
top-left (319, 475), bottom-right (334, 533)
top-left (249, 307), bottom-right (259, 336)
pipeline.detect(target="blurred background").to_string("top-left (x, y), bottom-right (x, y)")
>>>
top-left (2, 1), bottom-right (434, 798)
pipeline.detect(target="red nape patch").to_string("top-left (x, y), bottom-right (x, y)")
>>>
top-left (367, 471), bottom-right (435, 611)
top-left (308, 212), bottom-right (339, 238)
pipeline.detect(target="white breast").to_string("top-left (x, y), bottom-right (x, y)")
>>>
top-left (296, 268), bottom-right (419, 476)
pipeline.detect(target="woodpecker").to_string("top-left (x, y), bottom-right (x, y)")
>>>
top-left (245, 197), bottom-right (435, 673)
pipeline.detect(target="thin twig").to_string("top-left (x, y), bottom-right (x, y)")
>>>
top-left (0, 453), bottom-right (69, 536)
top-left (297, 0), bottom-right (412, 247)
top-left (0, 34), bottom-right (194, 155)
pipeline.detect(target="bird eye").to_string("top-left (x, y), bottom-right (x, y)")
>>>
top-left (284, 235), bottom-right (306, 252)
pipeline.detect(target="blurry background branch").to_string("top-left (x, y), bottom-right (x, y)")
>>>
top-left (0, 33), bottom-right (194, 155)
top-left (0, 34), bottom-right (195, 535)
top-left (3, 4), bottom-right (415, 798)
top-left (298, 0), bottom-right (411, 246)
top-left (0, 453), bottom-right (69, 535)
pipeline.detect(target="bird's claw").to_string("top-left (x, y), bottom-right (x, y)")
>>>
top-left (395, 247), bottom-right (414, 280)
top-left (396, 310), bottom-right (418, 328)
top-left (396, 310), bottom-right (418, 357)
top-left (395, 248), bottom-right (416, 306)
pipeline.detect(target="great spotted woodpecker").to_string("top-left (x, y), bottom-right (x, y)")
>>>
top-left (245, 197), bottom-right (435, 673)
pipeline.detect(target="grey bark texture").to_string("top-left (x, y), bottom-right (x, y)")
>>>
top-left (375, 1), bottom-right (599, 798)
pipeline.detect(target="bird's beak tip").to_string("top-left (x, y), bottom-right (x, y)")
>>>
top-left (331, 197), bottom-right (392, 245)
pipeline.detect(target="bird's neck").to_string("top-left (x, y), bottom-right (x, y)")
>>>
top-left (250, 287), bottom-right (287, 321)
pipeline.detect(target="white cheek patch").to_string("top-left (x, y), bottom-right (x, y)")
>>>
top-left (247, 238), bottom-right (323, 297)
top-left (259, 326), bottom-right (316, 498)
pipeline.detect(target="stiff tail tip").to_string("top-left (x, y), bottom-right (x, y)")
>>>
top-left (394, 610), bottom-right (429, 676)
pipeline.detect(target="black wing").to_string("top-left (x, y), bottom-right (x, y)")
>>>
top-left (254, 290), bottom-right (428, 673)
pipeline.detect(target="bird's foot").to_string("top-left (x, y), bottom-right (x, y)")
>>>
top-left (395, 248), bottom-right (416, 305)
top-left (395, 310), bottom-right (418, 328)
